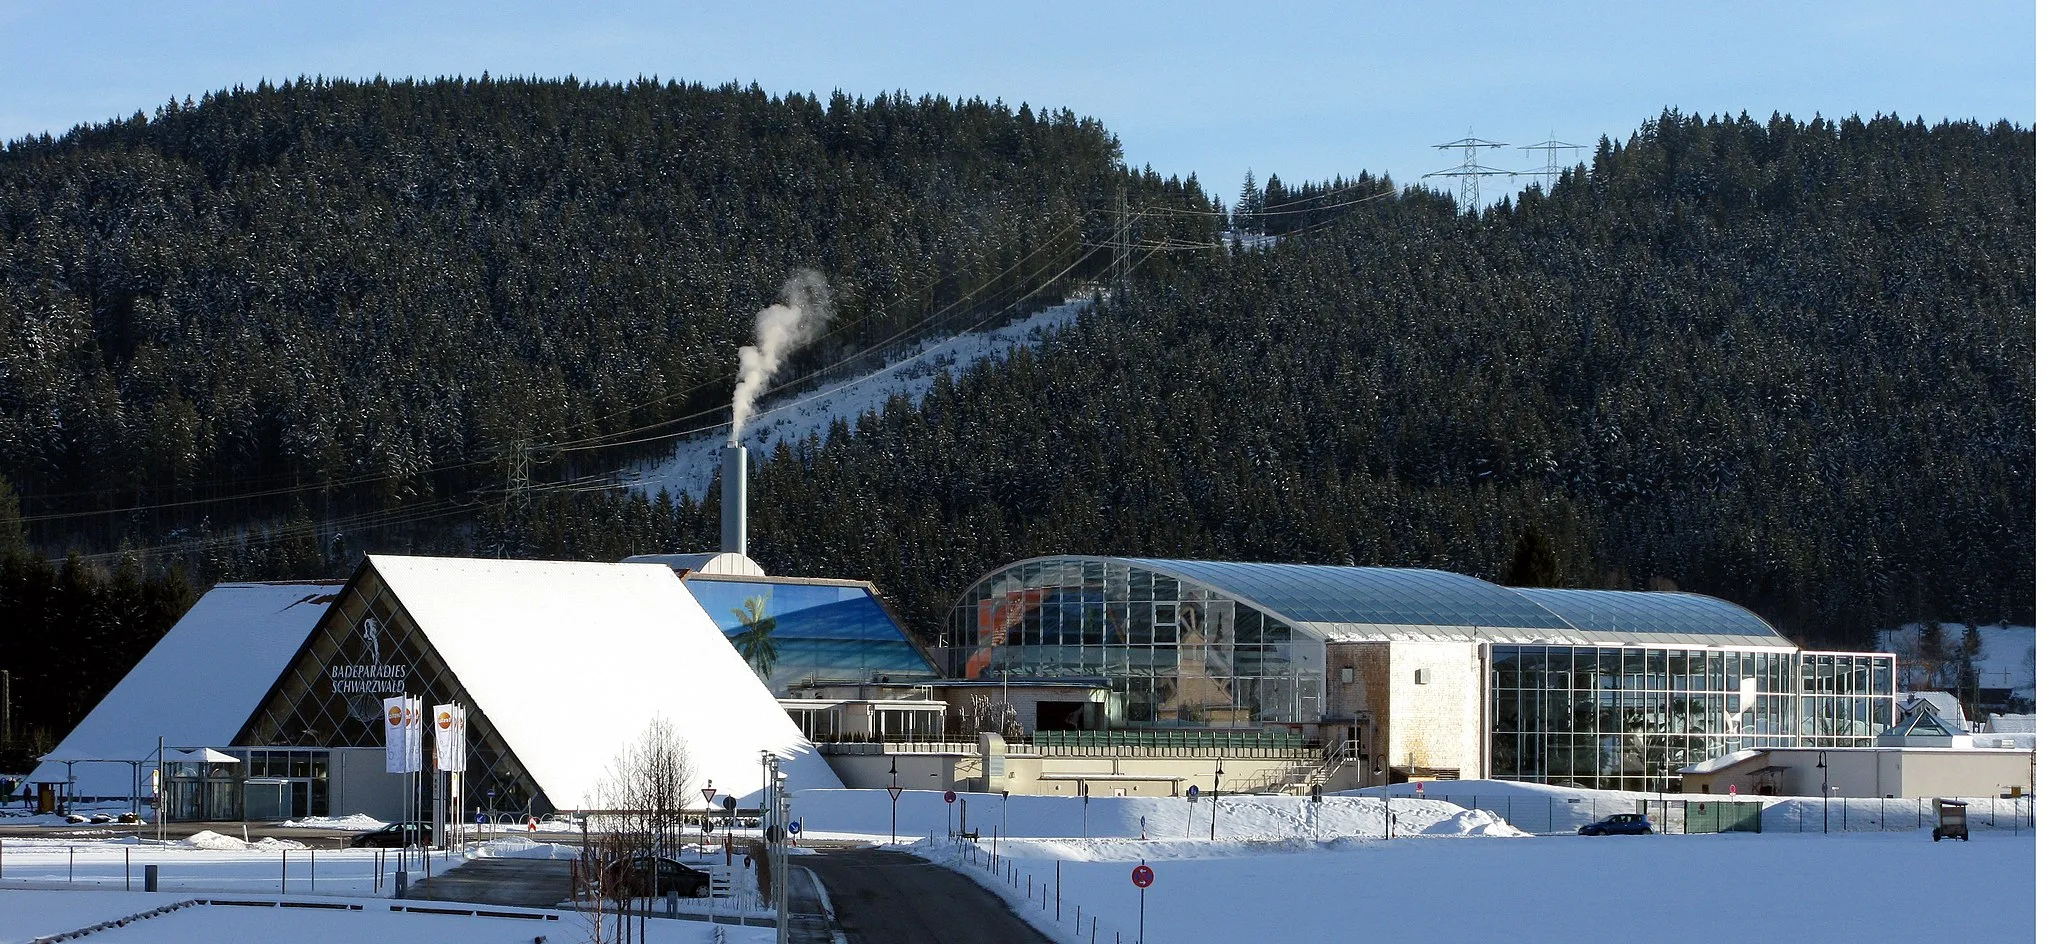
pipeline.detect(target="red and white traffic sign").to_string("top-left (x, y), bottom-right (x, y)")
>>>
top-left (1131, 864), bottom-right (1155, 888)
top-left (944, 790), bottom-right (957, 804)
top-left (886, 785), bottom-right (903, 800)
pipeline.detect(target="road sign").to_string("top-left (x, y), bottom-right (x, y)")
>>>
top-left (723, 796), bottom-right (738, 812)
top-left (475, 812), bottom-right (487, 825)
top-left (788, 821), bottom-right (802, 837)
top-left (1131, 864), bottom-right (1154, 888)
top-left (887, 785), bottom-right (903, 801)
top-left (944, 790), bottom-right (957, 804)
top-left (1186, 785), bottom-right (1199, 803)
top-left (1415, 782), bottom-right (1424, 796)
top-left (703, 786), bottom-right (718, 805)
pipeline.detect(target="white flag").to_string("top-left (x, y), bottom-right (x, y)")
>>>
top-left (433, 703), bottom-right (466, 772)
top-left (383, 696), bottom-right (410, 773)
top-left (406, 697), bottom-right (424, 773)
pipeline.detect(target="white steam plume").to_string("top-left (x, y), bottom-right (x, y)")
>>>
top-left (729, 270), bottom-right (833, 443)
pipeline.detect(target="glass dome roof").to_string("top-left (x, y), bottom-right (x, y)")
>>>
top-left (1510, 587), bottom-right (1783, 644)
top-left (1094, 558), bottom-right (1790, 647)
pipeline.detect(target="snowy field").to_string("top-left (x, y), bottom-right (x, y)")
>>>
top-left (935, 831), bottom-right (2035, 944)
top-left (792, 786), bottom-right (2036, 943)
top-left (627, 298), bottom-right (1085, 499)
top-left (0, 834), bottom-right (767, 942)
top-left (0, 889), bottom-right (761, 944)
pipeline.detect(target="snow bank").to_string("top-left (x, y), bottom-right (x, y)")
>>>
top-left (1417, 809), bottom-right (1523, 837)
top-left (181, 830), bottom-right (306, 852)
top-left (794, 788), bottom-right (1522, 843)
top-left (280, 813), bottom-right (385, 830)
top-left (469, 837), bottom-right (578, 859)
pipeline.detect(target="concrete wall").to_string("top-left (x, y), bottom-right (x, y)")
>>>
top-left (821, 748), bottom-right (1318, 798)
top-left (1899, 750), bottom-right (2035, 798)
top-left (328, 747), bottom-right (409, 821)
top-left (1683, 747), bottom-right (2036, 798)
top-left (1324, 640), bottom-right (1483, 780)
top-left (1386, 642), bottom-right (1484, 779)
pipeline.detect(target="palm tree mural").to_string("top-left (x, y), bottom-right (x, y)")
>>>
top-left (732, 595), bottom-right (779, 682)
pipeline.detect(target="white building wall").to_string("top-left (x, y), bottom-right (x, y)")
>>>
top-left (1385, 642), bottom-right (1485, 778)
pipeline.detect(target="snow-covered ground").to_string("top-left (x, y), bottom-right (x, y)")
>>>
top-left (796, 785), bottom-right (2034, 943)
top-left (1875, 622), bottom-right (2035, 701)
top-left (0, 836), bottom-right (768, 942)
top-left (0, 889), bottom-right (761, 944)
top-left (929, 830), bottom-right (2035, 944)
top-left (626, 299), bottom-right (1087, 500)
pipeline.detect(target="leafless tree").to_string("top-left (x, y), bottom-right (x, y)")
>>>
top-left (574, 717), bottom-right (700, 944)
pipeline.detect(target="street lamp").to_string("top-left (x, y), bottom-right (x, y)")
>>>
top-left (887, 758), bottom-right (902, 845)
top-left (1208, 758), bottom-right (1223, 840)
top-left (1817, 752), bottom-right (1829, 834)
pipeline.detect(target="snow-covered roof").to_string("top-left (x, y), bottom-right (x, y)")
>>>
top-left (1899, 692), bottom-right (1966, 726)
top-left (365, 556), bottom-right (838, 808)
top-left (1986, 713), bottom-right (2035, 734)
top-left (1678, 749), bottom-right (1763, 775)
top-left (623, 552), bottom-right (766, 577)
top-left (31, 582), bottom-right (342, 792)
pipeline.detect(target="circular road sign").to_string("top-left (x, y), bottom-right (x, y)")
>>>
top-left (944, 790), bottom-right (957, 804)
top-left (1186, 785), bottom-right (1199, 802)
top-left (1131, 864), bottom-right (1155, 888)
top-left (723, 796), bottom-right (738, 812)
top-left (787, 821), bottom-right (802, 837)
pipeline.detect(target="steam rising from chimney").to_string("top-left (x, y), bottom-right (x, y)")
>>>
top-left (729, 270), bottom-right (832, 444)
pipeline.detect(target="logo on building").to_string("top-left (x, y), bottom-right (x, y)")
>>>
top-left (338, 614), bottom-right (413, 723)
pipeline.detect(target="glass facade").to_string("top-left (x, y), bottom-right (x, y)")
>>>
top-left (685, 577), bottom-right (940, 696)
top-left (1797, 652), bottom-right (1897, 746)
top-left (1488, 645), bottom-right (1896, 791)
top-left (236, 565), bottom-right (546, 815)
top-left (945, 558), bottom-right (1323, 725)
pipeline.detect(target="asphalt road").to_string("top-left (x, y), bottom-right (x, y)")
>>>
top-left (401, 857), bottom-right (574, 907)
top-left (804, 848), bottom-right (1054, 944)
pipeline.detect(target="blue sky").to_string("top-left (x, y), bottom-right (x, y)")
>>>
top-left (1, 1), bottom-right (2033, 203)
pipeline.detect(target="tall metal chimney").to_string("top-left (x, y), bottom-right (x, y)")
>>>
top-left (721, 443), bottom-right (747, 556)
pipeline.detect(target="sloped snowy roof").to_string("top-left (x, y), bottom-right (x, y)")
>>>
top-left (365, 556), bottom-right (838, 808)
top-left (31, 582), bottom-right (342, 792)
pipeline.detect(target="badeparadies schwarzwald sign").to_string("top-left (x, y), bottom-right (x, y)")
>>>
top-left (330, 615), bottom-right (411, 695)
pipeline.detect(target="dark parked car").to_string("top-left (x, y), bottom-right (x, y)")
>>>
top-left (1578, 813), bottom-right (1654, 836)
top-left (604, 855), bottom-right (711, 898)
top-left (349, 821), bottom-right (432, 848)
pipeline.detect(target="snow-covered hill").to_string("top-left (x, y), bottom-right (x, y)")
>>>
top-left (1874, 622), bottom-right (2035, 702)
top-left (624, 299), bottom-right (1087, 499)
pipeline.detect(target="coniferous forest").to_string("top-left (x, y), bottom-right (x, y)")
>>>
top-left (0, 79), bottom-right (2032, 761)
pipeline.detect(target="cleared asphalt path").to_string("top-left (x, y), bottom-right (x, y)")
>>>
top-left (402, 857), bottom-right (573, 907)
top-left (803, 848), bottom-right (1054, 944)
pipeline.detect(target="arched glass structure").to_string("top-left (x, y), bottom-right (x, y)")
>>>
top-left (947, 556), bottom-right (1894, 787)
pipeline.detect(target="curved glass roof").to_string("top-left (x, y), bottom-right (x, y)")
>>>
top-left (1090, 557), bottom-right (1791, 647)
top-left (1123, 559), bottom-right (1573, 630)
top-left (1510, 588), bottom-right (1783, 645)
